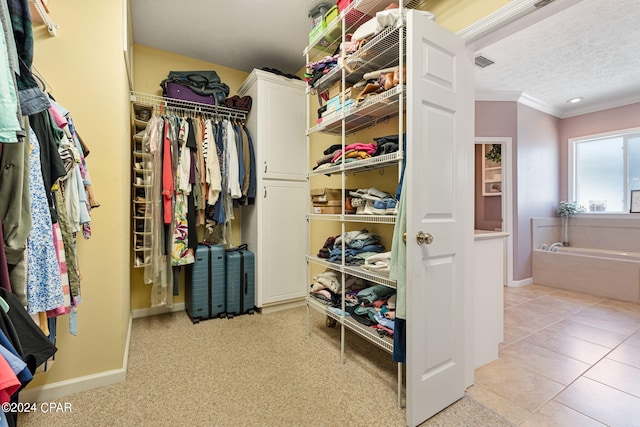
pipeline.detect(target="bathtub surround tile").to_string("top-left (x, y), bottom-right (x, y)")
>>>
top-left (524, 329), bottom-right (611, 365)
top-left (498, 340), bottom-right (591, 385)
top-left (532, 248), bottom-right (640, 303)
top-left (465, 384), bottom-right (531, 425)
top-left (547, 319), bottom-right (629, 348)
top-left (554, 377), bottom-right (640, 426)
top-left (585, 357), bottom-right (640, 398)
top-left (520, 400), bottom-right (606, 427)
top-left (475, 358), bottom-right (564, 412)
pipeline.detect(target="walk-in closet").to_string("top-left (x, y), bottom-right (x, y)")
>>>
top-left (13, 0), bottom-right (634, 426)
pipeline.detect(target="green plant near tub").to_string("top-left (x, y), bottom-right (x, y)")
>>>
top-left (556, 200), bottom-right (585, 217)
top-left (556, 201), bottom-right (585, 246)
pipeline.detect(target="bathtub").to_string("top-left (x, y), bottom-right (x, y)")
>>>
top-left (532, 247), bottom-right (640, 303)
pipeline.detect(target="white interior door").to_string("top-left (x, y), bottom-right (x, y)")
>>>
top-left (405, 10), bottom-right (474, 426)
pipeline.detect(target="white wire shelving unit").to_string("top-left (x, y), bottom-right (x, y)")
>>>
top-left (304, 0), bottom-right (421, 410)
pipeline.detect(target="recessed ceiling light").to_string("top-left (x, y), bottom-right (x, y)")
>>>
top-left (566, 97), bottom-right (584, 104)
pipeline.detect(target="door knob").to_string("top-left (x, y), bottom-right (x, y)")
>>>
top-left (416, 231), bottom-right (433, 245)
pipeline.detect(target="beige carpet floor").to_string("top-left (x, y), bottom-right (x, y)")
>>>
top-left (19, 307), bottom-right (512, 426)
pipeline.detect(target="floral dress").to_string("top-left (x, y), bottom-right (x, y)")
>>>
top-left (26, 129), bottom-right (64, 314)
top-left (171, 118), bottom-right (194, 266)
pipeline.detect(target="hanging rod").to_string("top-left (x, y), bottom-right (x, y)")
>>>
top-left (130, 91), bottom-right (247, 120)
top-left (29, 0), bottom-right (58, 36)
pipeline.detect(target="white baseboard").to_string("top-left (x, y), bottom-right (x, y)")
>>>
top-left (258, 298), bottom-right (306, 314)
top-left (20, 313), bottom-right (133, 403)
top-left (131, 302), bottom-right (185, 319)
top-left (507, 277), bottom-right (533, 287)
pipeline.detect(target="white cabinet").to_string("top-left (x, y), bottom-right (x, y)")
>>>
top-left (304, 3), bottom-right (473, 426)
top-left (238, 70), bottom-right (308, 312)
top-left (239, 69), bottom-right (307, 182)
top-left (473, 231), bottom-right (507, 368)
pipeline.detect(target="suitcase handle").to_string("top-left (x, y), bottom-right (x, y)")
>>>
top-left (225, 243), bottom-right (248, 252)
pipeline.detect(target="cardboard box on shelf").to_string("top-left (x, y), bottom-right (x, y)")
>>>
top-left (311, 188), bottom-right (342, 204)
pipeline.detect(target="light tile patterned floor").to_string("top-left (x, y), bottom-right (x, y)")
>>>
top-left (468, 284), bottom-right (640, 426)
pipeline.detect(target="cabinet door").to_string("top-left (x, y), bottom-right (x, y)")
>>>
top-left (259, 181), bottom-right (308, 305)
top-left (261, 81), bottom-right (306, 181)
top-left (405, 11), bottom-right (474, 426)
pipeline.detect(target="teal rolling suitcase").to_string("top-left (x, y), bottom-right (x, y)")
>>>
top-left (225, 244), bottom-right (255, 318)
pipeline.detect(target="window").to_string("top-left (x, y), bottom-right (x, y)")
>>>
top-left (569, 128), bottom-right (640, 213)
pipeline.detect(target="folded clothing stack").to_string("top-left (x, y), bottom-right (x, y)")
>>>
top-left (349, 187), bottom-right (397, 215)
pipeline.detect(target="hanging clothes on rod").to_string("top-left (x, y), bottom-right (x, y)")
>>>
top-left (131, 91), bottom-right (254, 307)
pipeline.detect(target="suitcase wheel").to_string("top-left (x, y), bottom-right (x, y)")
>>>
top-left (326, 317), bottom-right (337, 328)
top-left (226, 313), bottom-right (234, 319)
top-left (248, 309), bottom-right (255, 315)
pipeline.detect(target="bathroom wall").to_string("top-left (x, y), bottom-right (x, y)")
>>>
top-left (476, 101), bottom-right (559, 282)
top-left (558, 102), bottom-right (640, 201)
top-left (514, 104), bottom-right (560, 281)
top-left (475, 101), bottom-right (517, 235)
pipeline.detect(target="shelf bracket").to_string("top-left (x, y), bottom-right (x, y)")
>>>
top-left (29, 0), bottom-right (58, 37)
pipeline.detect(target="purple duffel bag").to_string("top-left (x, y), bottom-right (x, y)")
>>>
top-left (164, 82), bottom-right (217, 105)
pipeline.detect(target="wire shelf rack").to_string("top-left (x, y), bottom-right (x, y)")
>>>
top-left (130, 92), bottom-right (247, 120)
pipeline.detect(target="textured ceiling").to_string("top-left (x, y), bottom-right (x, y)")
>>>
top-left (131, 0), bottom-right (322, 75)
top-left (131, 0), bottom-right (640, 118)
top-left (474, 0), bottom-right (640, 117)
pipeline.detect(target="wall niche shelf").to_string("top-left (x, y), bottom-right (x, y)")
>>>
top-left (482, 144), bottom-right (502, 196)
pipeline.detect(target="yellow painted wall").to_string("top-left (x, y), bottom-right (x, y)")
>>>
top-left (130, 45), bottom-right (250, 310)
top-left (429, 0), bottom-right (512, 32)
top-left (28, 0), bottom-right (130, 387)
top-left (20, 0), bottom-right (513, 393)
top-left (132, 44), bottom-right (250, 97)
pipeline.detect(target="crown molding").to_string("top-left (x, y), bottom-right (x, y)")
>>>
top-left (475, 90), bottom-right (561, 117)
top-left (459, 0), bottom-right (583, 51)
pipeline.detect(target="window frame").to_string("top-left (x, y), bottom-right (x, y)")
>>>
top-left (568, 126), bottom-right (640, 214)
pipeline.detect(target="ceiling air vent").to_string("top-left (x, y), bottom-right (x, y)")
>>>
top-left (475, 55), bottom-right (494, 68)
